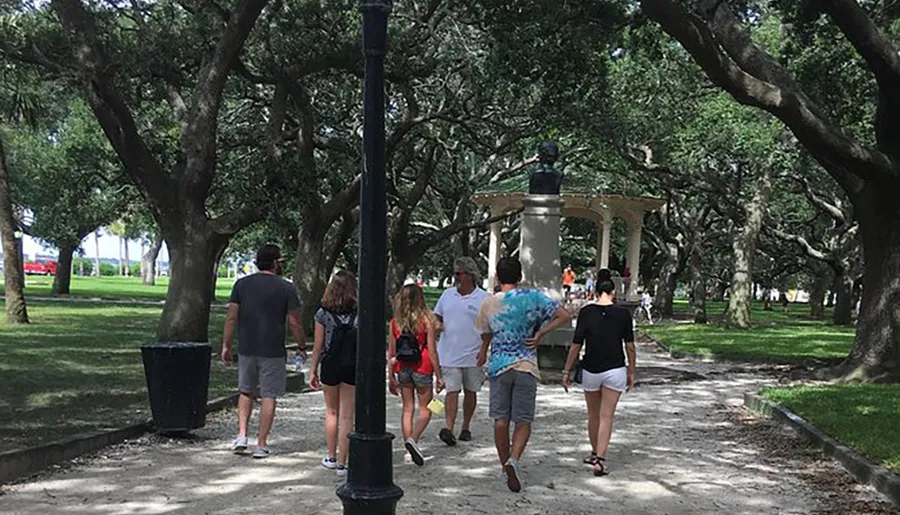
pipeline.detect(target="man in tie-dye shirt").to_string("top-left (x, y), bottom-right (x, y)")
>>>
top-left (476, 257), bottom-right (570, 492)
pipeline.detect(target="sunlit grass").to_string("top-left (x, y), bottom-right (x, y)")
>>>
top-left (644, 301), bottom-right (854, 361)
top-left (0, 276), bottom-right (235, 302)
top-left (762, 384), bottom-right (900, 471)
top-left (0, 300), bottom-right (235, 449)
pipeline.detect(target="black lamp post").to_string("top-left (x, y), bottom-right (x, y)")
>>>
top-left (335, 1), bottom-right (403, 514)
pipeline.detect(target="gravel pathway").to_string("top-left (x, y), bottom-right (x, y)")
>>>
top-left (1, 341), bottom-right (896, 514)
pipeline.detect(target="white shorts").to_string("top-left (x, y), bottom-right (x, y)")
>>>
top-left (581, 366), bottom-right (627, 393)
top-left (442, 366), bottom-right (485, 393)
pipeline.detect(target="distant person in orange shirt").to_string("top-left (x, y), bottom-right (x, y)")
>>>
top-left (562, 266), bottom-right (576, 298)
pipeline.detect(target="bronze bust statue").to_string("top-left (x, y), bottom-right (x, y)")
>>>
top-left (527, 141), bottom-right (563, 195)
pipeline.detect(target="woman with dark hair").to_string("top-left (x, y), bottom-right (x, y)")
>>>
top-left (309, 270), bottom-right (358, 476)
top-left (562, 278), bottom-right (636, 476)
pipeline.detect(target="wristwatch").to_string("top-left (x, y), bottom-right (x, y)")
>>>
top-left (562, 369), bottom-right (570, 375)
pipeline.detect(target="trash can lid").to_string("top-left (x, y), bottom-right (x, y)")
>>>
top-left (140, 342), bottom-right (212, 349)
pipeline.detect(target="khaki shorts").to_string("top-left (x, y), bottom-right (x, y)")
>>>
top-left (238, 354), bottom-right (287, 398)
top-left (442, 366), bottom-right (485, 393)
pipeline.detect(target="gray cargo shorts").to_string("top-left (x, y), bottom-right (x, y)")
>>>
top-left (238, 354), bottom-right (287, 399)
top-left (489, 370), bottom-right (538, 423)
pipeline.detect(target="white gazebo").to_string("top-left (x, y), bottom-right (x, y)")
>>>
top-left (473, 189), bottom-right (665, 300)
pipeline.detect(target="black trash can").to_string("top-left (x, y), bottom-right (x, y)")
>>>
top-left (140, 342), bottom-right (211, 434)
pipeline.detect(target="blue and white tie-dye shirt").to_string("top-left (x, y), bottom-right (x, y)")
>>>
top-left (476, 289), bottom-right (560, 379)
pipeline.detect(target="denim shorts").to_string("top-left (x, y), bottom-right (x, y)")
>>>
top-left (397, 367), bottom-right (433, 387)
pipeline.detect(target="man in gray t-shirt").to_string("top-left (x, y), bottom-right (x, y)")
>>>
top-left (221, 244), bottom-right (306, 458)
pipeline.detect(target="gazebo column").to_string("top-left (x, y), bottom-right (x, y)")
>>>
top-left (625, 216), bottom-right (643, 299)
top-left (487, 207), bottom-right (503, 289)
top-left (597, 219), bottom-right (612, 270)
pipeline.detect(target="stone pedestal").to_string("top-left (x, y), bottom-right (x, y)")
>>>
top-left (519, 194), bottom-right (565, 301)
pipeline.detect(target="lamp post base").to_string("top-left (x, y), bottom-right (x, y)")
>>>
top-left (336, 432), bottom-right (403, 515)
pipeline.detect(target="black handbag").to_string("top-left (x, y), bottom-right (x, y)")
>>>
top-left (573, 360), bottom-right (584, 384)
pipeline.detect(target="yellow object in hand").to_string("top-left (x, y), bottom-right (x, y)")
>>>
top-left (427, 398), bottom-right (445, 415)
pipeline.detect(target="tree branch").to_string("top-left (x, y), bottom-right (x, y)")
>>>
top-left (640, 0), bottom-right (895, 188)
top-left (820, 0), bottom-right (900, 92)
top-left (769, 227), bottom-right (830, 263)
top-left (51, 0), bottom-right (175, 213)
top-left (408, 207), bottom-right (522, 260)
top-left (209, 204), bottom-right (263, 236)
top-left (321, 175), bottom-right (362, 226)
top-left (180, 0), bottom-right (269, 201)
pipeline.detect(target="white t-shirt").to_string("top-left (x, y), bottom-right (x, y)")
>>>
top-left (434, 286), bottom-right (490, 368)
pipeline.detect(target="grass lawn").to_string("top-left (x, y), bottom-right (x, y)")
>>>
top-left (0, 300), bottom-right (236, 450)
top-left (761, 384), bottom-right (900, 472)
top-left (3, 277), bottom-right (444, 306)
top-left (642, 302), bottom-right (855, 361)
top-left (0, 276), bottom-right (235, 303)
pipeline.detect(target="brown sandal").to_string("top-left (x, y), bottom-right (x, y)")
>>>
top-left (583, 452), bottom-right (598, 465)
top-left (592, 456), bottom-right (608, 476)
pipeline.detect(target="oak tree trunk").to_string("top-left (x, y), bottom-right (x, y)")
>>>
top-left (690, 248), bottom-right (707, 324)
top-left (0, 137), bottom-right (28, 324)
top-left (712, 279), bottom-right (727, 302)
top-left (294, 218), bottom-right (329, 330)
top-left (653, 243), bottom-right (679, 317)
top-left (833, 270), bottom-right (854, 326)
top-left (809, 268), bottom-right (828, 320)
top-left (156, 218), bottom-right (227, 342)
top-left (142, 236), bottom-right (163, 286)
top-left (726, 169), bottom-right (771, 328)
top-left (52, 243), bottom-right (77, 296)
top-left (842, 185), bottom-right (900, 381)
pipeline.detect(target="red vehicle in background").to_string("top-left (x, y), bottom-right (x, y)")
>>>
top-left (24, 259), bottom-right (57, 276)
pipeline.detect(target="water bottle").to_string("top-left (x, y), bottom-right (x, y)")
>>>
top-left (294, 353), bottom-right (304, 373)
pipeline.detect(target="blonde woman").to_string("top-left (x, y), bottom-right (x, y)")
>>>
top-left (308, 271), bottom-right (357, 476)
top-left (388, 284), bottom-right (444, 466)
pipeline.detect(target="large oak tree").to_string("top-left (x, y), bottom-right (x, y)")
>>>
top-left (641, 0), bottom-right (900, 381)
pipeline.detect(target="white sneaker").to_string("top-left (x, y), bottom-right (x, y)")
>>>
top-left (405, 438), bottom-right (424, 466)
top-left (504, 458), bottom-right (522, 492)
top-left (252, 446), bottom-right (272, 459)
top-left (336, 465), bottom-right (347, 477)
top-left (232, 436), bottom-right (248, 453)
top-left (322, 456), bottom-right (338, 470)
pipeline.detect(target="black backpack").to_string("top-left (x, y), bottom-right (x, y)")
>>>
top-left (325, 312), bottom-right (357, 368)
top-left (395, 330), bottom-right (422, 364)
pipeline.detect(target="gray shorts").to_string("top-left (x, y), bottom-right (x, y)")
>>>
top-left (397, 368), bottom-right (433, 387)
top-left (238, 354), bottom-right (287, 399)
top-left (442, 366), bottom-right (485, 393)
top-left (489, 370), bottom-right (538, 423)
